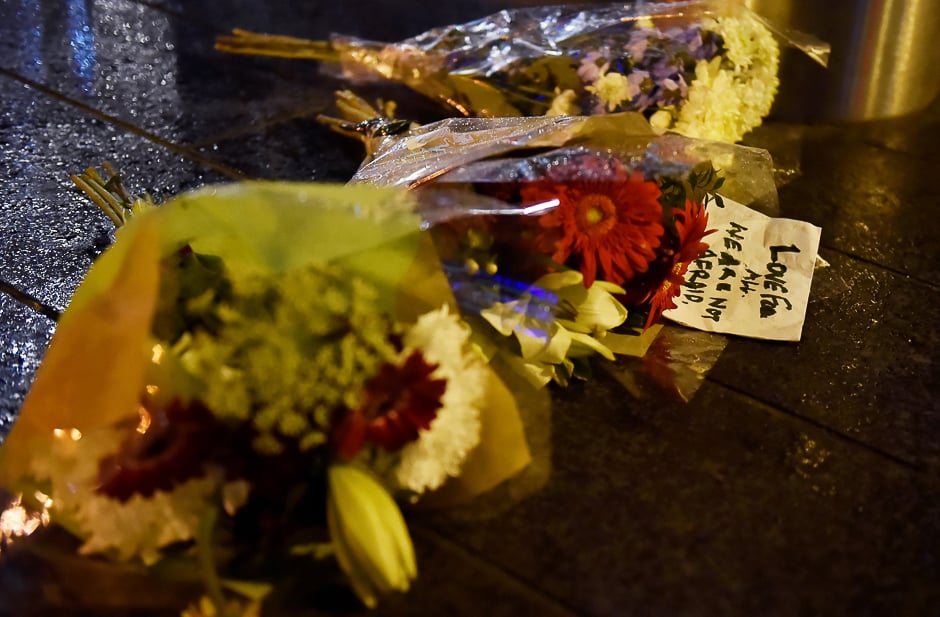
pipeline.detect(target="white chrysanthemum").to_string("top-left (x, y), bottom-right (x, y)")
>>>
top-left (394, 305), bottom-right (486, 493)
top-left (74, 475), bottom-right (220, 564)
top-left (587, 72), bottom-right (634, 112)
top-left (27, 427), bottom-right (224, 565)
top-left (673, 15), bottom-right (780, 143)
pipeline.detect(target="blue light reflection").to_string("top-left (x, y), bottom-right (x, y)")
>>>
top-left (444, 261), bottom-right (558, 344)
top-left (67, 0), bottom-right (97, 93)
top-left (14, 0), bottom-right (43, 81)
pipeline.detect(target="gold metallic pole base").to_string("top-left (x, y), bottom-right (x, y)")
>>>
top-left (747, 0), bottom-right (940, 120)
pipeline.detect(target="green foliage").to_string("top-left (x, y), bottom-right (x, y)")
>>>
top-left (152, 251), bottom-right (229, 343)
top-left (658, 161), bottom-right (725, 211)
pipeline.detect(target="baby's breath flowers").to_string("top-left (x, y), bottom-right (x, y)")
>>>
top-left (176, 262), bottom-right (400, 455)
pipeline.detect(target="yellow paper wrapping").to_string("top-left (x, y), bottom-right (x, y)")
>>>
top-left (0, 217), bottom-right (160, 489)
top-left (1, 181), bottom-right (532, 503)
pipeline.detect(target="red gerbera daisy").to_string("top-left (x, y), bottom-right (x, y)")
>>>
top-left (332, 350), bottom-right (447, 460)
top-left (644, 199), bottom-right (714, 329)
top-left (521, 159), bottom-right (665, 288)
top-left (97, 399), bottom-right (223, 502)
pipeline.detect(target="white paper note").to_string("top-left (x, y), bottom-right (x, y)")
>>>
top-left (663, 196), bottom-right (822, 341)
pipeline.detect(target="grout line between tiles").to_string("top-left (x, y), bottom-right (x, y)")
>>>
top-left (408, 525), bottom-right (587, 617)
top-left (821, 246), bottom-right (939, 292)
top-left (0, 65), bottom-right (251, 182)
top-left (0, 280), bottom-right (61, 323)
top-left (705, 376), bottom-right (925, 472)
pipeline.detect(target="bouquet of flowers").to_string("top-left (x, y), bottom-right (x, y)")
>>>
top-left (0, 107), bottom-right (823, 617)
top-left (216, 1), bottom-right (829, 143)
top-left (0, 182), bottom-right (536, 614)
top-left (325, 108), bottom-right (783, 386)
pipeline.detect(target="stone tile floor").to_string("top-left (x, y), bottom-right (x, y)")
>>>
top-left (0, 1), bottom-right (938, 615)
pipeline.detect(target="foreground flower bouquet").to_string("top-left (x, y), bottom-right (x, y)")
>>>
top-left (0, 183), bottom-right (535, 614)
top-left (216, 1), bottom-right (828, 143)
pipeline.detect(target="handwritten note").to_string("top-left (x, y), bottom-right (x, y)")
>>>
top-left (663, 196), bottom-right (822, 341)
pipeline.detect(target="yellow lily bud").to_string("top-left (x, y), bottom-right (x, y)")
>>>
top-left (327, 464), bottom-right (417, 608)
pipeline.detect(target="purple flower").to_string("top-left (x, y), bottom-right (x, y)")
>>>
top-left (650, 58), bottom-right (682, 83)
top-left (564, 20), bottom-right (724, 117)
top-left (625, 29), bottom-right (652, 60)
top-left (578, 51), bottom-right (608, 83)
top-left (627, 70), bottom-right (649, 97)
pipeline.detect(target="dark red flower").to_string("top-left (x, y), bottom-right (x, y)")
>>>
top-left (97, 399), bottom-right (223, 501)
top-left (332, 350), bottom-right (447, 460)
top-left (644, 199), bottom-right (714, 329)
top-left (521, 159), bottom-right (665, 287)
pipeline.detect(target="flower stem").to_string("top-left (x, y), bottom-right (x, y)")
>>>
top-left (70, 163), bottom-right (140, 227)
top-left (195, 502), bottom-right (231, 617)
top-left (215, 29), bottom-right (339, 61)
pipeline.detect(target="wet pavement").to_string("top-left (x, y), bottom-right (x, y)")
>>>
top-left (1, 1), bottom-right (938, 615)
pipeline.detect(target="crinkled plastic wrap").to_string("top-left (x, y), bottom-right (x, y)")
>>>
top-left (217, 2), bottom-right (829, 143)
top-left (349, 113), bottom-right (783, 395)
top-left (602, 324), bottom-right (729, 402)
top-left (325, 1), bottom-right (829, 142)
top-left (352, 113), bottom-right (779, 216)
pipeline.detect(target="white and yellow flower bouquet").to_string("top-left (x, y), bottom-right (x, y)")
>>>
top-left (216, 1), bottom-right (829, 143)
top-left (0, 182), bottom-right (535, 614)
